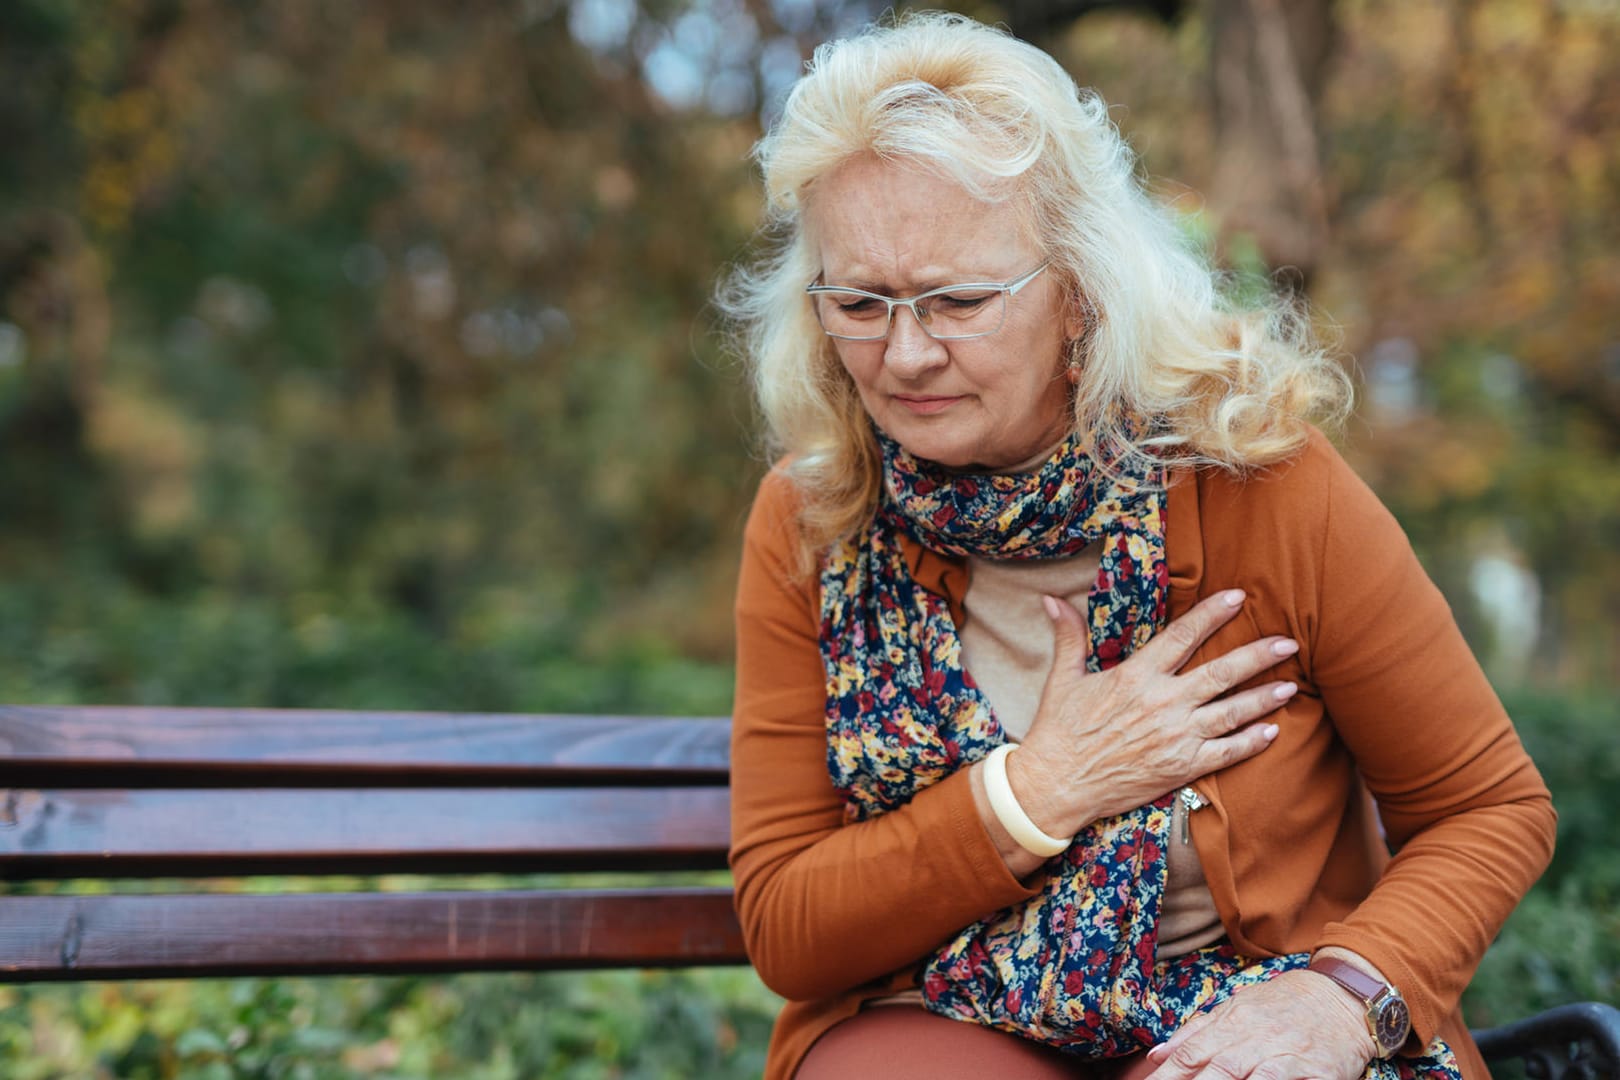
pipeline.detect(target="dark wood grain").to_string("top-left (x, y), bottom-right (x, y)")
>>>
top-left (0, 706), bottom-right (730, 787)
top-left (0, 887), bottom-right (746, 980)
top-left (0, 787), bottom-right (731, 878)
top-left (0, 705), bottom-right (748, 982)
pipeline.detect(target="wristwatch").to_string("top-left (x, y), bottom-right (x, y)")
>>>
top-left (1307, 957), bottom-right (1412, 1059)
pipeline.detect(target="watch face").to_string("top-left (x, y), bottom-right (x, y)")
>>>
top-left (1375, 997), bottom-right (1412, 1052)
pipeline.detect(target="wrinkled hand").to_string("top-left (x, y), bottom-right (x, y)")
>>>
top-left (1008, 589), bottom-right (1297, 838)
top-left (1142, 969), bottom-right (1378, 1080)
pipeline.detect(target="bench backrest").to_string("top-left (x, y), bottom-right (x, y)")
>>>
top-left (0, 706), bottom-right (744, 981)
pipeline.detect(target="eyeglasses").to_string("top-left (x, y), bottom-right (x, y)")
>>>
top-left (806, 261), bottom-right (1052, 342)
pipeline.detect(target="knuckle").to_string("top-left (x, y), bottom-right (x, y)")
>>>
top-left (1228, 688), bottom-right (1267, 726)
top-left (1202, 655), bottom-right (1235, 690)
top-left (1167, 1043), bottom-right (1208, 1070)
top-left (1237, 728), bottom-right (1269, 756)
top-left (1219, 733), bottom-right (1263, 767)
top-left (1190, 704), bottom-right (1228, 740)
top-left (1164, 618), bottom-right (1201, 652)
top-left (1218, 696), bottom-right (1250, 731)
top-left (1056, 618), bottom-right (1086, 649)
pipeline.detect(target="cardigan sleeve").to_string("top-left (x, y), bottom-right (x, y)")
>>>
top-left (1299, 435), bottom-right (1557, 1048)
top-left (728, 468), bottom-right (1043, 1003)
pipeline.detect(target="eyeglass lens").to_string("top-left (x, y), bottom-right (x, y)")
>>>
top-left (811, 288), bottom-right (1008, 341)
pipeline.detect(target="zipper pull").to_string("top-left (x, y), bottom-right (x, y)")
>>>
top-left (1178, 786), bottom-right (1208, 844)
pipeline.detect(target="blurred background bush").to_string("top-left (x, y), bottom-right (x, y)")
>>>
top-left (0, 0), bottom-right (1614, 1075)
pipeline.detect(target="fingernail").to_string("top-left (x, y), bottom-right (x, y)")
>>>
top-left (1147, 1045), bottom-right (1168, 1061)
top-left (1274, 682), bottom-right (1297, 701)
top-left (1263, 723), bottom-right (1280, 740)
top-left (1224, 589), bottom-right (1244, 607)
top-left (1272, 639), bottom-right (1299, 657)
top-left (1042, 595), bottom-right (1062, 622)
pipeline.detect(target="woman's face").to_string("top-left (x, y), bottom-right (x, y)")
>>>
top-left (807, 155), bottom-right (1081, 471)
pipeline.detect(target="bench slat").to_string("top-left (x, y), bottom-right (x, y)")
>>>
top-left (0, 707), bottom-right (730, 786)
top-left (0, 787), bottom-right (730, 877)
top-left (0, 887), bottom-right (746, 980)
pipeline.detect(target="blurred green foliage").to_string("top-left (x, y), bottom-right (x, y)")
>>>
top-left (1, 970), bottom-right (780, 1079)
top-left (1, 0), bottom-right (1616, 1074)
top-left (0, 578), bottom-right (734, 715)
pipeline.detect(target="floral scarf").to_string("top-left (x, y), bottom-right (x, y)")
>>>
top-left (817, 426), bottom-right (1461, 1077)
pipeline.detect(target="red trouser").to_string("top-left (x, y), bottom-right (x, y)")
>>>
top-left (796, 1004), bottom-right (1160, 1079)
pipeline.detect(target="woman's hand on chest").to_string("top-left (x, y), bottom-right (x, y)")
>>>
top-left (1007, 589), bottom-right (1300, 839)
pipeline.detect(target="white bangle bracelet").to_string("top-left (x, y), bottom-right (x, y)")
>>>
top-left (981, 743), bottom-right (1071, 858)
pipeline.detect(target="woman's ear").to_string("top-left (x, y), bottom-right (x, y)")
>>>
top-left (1062, 294), bottom-right (1090, 383)
top-left (1062, 290), bottom-right (1089, 344)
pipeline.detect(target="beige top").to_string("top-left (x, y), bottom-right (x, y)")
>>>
top-left (958, 551), bottom-right (1227, 960)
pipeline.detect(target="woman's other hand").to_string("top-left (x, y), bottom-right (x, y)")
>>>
top-left (1140, 966), bottom-right (1378, 1080)
top-left (1009, 590), bottom-right (1295, 841)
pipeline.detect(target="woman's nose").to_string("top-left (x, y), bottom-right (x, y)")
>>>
top-left (883, 306), bottom-right (949, 377)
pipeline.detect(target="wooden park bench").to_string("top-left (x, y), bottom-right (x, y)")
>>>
top-left (2, 704), bottom-right (1617, 1077)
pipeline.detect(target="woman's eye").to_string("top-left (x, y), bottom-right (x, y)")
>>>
top-left (836, 296), bottom-right (885, 317)
top-left (934, 290), bottom-right (996, 310)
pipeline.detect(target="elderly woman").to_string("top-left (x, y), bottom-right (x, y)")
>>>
top-left (724, 13), bottom-right (1554, 1080)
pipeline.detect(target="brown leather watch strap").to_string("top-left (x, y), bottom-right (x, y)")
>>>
top-left (1308, 957), bottom-right (1386, 1003)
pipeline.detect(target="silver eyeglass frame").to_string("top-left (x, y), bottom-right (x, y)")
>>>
top-left (805, 260), bottom-right (1052, 341)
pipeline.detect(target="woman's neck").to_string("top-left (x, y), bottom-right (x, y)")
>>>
top-left (947, 437), bottom-right (1068, 477)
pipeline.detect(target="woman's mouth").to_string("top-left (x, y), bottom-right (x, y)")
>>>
top-left (893, 395), bottom-right (964, 415)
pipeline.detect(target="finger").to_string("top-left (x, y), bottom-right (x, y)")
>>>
top-left (1134, 589), bottom-right (1247, 674)
top-left (1190, 680), bottom-right (1297, 738)
top-left (1193, 719), bottom-right (1281, 774)
top-left (1143, 1011), bottom-right (1224, 1080)
top-left (1188, 636), bottom-right (1299, 701)
top-left (1149, 1030), bottom-right (1261, 1080)
top-left (1147, 1007), bottom-right (1214, 1063)
top-left (1041, 593), bottom-right (1092, 676)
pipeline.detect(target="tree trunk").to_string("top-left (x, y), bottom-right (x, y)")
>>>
top-left (1206, 0), bottom-right (1336, 287)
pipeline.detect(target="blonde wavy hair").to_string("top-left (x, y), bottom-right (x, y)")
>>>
top-left (721, 12), bottom-right (1351, 558)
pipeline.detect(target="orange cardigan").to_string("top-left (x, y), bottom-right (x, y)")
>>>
top-left (729, 428), bottom-right (1556, 1080)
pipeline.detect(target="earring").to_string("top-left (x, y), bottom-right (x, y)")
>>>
top-left (1065, 338), bottom-right (1084, 378)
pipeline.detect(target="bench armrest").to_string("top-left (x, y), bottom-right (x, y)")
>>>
top-left (1472, 1002), bottom-right (1620, 1078)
